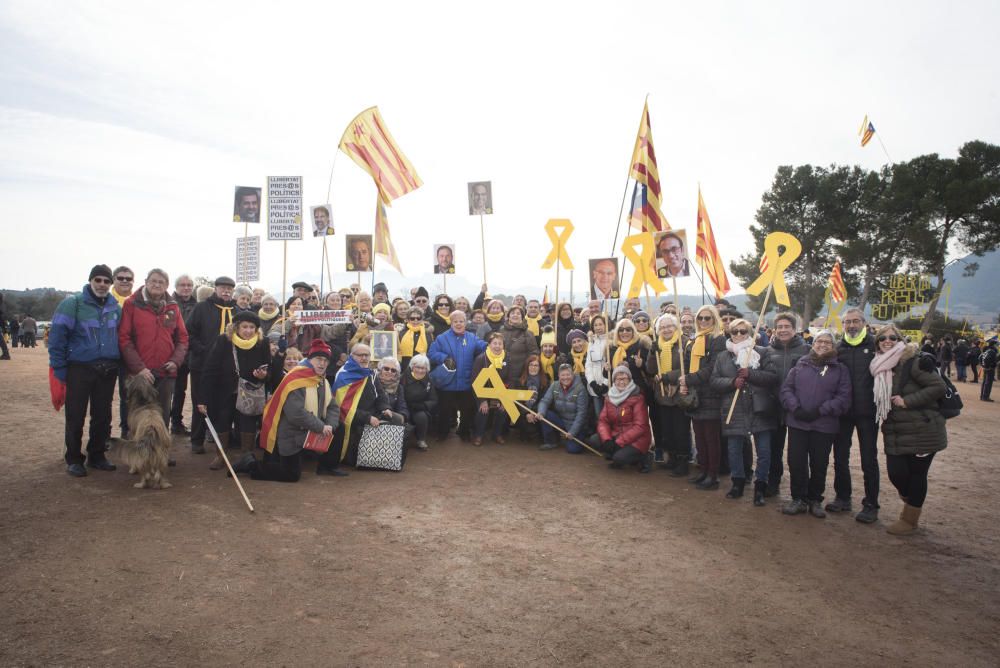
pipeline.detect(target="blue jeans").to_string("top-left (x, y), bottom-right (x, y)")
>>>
top-left (727, 431), bottom-right (771, 483)
top-left (540, 411), bottom-right (583, 453)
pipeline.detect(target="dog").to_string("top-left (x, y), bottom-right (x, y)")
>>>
top-left (108, 375), bottom-right (172, 489)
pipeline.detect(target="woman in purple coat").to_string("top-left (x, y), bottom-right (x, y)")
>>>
top-left (779, 330), bottom-right (852, 518)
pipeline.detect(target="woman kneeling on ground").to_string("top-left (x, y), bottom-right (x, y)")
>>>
top-left (235, 339), bottom-right (340, 482)
top-left (588, 365), bottom-right (652, 472)
top-left (403, 354), bottom-right (437, 451)
top-left (870, 324), bottom-right (947, 535)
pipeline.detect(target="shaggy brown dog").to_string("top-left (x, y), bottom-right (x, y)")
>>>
top-left (109, 376), bottom-right (172, 489)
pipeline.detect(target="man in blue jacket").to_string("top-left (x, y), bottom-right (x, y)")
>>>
top-left (428, 310), bottom-right (487, 441)
top-left (49, 265), bottom-right (122, 477)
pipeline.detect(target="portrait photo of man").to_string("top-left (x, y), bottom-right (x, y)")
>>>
top-left (371, 330), bottom-right (397, 362)
top-left (654, 230), bottom-right (691, 278)
top-left (589, 257), bottom-right (620, 301)
top-left (433, 244), bottom-right (455, 274)
top-left (311, 205), bottom-right (334, 237)
top-left (346, 235), bottom-right (373, 272)
top-left (233, 186), bottom-right (262, 223)
top-left (467, 181), bottom-right (493, 215)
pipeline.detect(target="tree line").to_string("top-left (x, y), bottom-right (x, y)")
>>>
top-left (730, 141), bottom-right (1000, 334)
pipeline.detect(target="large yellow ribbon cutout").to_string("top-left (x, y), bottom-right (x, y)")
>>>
top-left (822, 286), bottom-right (845, 332)
top-left (744, 232), bottom-right (802, 307)
top-left (541, 218), bottom-right (575, 270)
top-left (472, 366), bottom-right (535, 423)
top-left (621, 232), bottom-right (667, 298)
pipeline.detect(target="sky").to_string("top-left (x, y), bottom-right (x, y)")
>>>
top-left (1, 1), bottom-right (998, 304)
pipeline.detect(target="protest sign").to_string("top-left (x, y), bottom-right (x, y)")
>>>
top-left (295, 310), bottom-right (353, 325)
top-left (268, 176), bottom-right (303, 241)
top-left (236, 236), bottom-right (260, 282)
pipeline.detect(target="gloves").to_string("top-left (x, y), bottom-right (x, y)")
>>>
top-left (794, 407), bottom-right (819, 422)
top-left (734, 377), bottom-right (746, 390)
top-left (278, 335), bottom-right (288, 353)
top-left (444, 357), bottom-right (456, 370)
top-left (736, 367), bottom-right (749, 379)
top-left (602, 439), bottom-right (615, 451)
top-left (590, 381), bottom-right (609, 396)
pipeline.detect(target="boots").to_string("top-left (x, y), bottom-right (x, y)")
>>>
top-left (696, 475), bottom-right (720, 490)
top-left (886, 503), bottom-right (922, 535)
top-left (670, 460), bottom-right (690, 477)
top-left (689, 470), bottom-right (708, 484)
top-left (753, 480), bottom-right (767, 507)
top-left (725, 478), bottom-right (745, 499)
top-left (239, 432), bottom-right (258, 458)
top-left (638, 451), bottom-right (653, 473)
top-left (209, 432), bottom-right (229, 470)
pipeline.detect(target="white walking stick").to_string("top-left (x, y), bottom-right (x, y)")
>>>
top-left (205, 416), bottom-right (255, 513)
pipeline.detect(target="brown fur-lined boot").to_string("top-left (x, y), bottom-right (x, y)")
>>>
top-left (886, 503), bottom-right (922, 535)
top-left (240, 432), bottom-right (259, 461)
top-left (209, 432), bottom-right (229, 470)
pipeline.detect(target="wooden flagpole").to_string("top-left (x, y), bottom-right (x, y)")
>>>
top-left (480, 213), bottom-right (487, 286)
top-left (281, 241), bottom-right (288, 335)
top-left (204, 416), bottom-right (254, 512)
top-left (725, 278), bottom-right (775, 424)
top-left (324, 238), bottom-right (334, 292)
top-left (241, 221), bottom-right (249, 285)
top-left (515, 401), bottom-right (604, 458)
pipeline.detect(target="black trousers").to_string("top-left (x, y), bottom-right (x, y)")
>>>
top-left (252, 450), bottom-right (302, 482)
top-left (170, 362), bottom-right (190, 427)
top-left (787, 427), bottom-right (835, 503)
top-left (656, 406), bottom-right (691, 460)
top-left (832, 415), bottom-right (880, 507)
top-left (64, 363), bottom-right (118, 465)
top-left (190, 369), bottom-right (206, 446)
top-left (982, 370), bottom-right (995, 400)
top-left (437, 389), bottom-right (476, 439)
top-left (0, 332), bottom-right (8, 356)
top-left (410, 410), bottom-right (432, 441)
top-left (886, 452), bottom-right (936, 508)
top-left (769, 423), bottom-right (788, 485)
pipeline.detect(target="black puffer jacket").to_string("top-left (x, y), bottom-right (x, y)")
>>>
top-left (710, 346), bottom-right (778, 437)
top-left (682, 333), bottom-right (728, 421)
top-left (836, 333), bottom-right (876, 416)
top-left (403, 371), bottom-right (438, 415)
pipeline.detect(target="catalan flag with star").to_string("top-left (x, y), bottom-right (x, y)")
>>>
top-left (859, 114), bottom-right (876, 147)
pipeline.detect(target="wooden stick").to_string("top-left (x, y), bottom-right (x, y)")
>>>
top-left (514, 400), bottom-right (604, 458)
top-left (555, 237), bottom-right (561, 307)
top-left (281, 240), bottom-right (288, 336)
top-left (725, 279), bottom-right (774, 424)
top-left (204, 416), bottom-right (254, 513)
top-left (673, 276), bottom-right (686, 377)
top-left (480, 213), bottom-right (487, 285)
top-left (241, 221), bottom-right (249, 284)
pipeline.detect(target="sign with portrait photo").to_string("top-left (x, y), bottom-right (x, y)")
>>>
top-left (310, 204), bottom-right (334, 237)
top-left (589, 257), bottom-right (620, 301)
top-left (233, 186), bottom-right (262, 223)
top-left (653, 229), bottom-right (691, 279)
top-left (371, 329), bottom-right (398, 362)
top-left (467, 181), bottom-right (493, 216)
top-left (433, 244), bottom-right (456, 274)
top-left (346, 234), bottom-right (373, 272)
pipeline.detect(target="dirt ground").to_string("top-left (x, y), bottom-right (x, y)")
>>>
top-left (1, 348), bottom-right (999, 667)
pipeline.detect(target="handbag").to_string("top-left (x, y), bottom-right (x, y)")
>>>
top-left (356, 423), bottom-right (407, 471)
top-left (429, 361), bottom-right (456, 389)
top-left (232, 346), bottom-right (266, 416)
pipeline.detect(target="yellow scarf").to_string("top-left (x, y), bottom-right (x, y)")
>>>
top-left (540, 352), bottom-right (556, 380)
top-left (487, 311), bottom-right (504, 323)
top-left (689, 330), bottom-right (710, 373)
top-left (258, 308), bottom-right (279, 322)
top-left (399, 323), bottom-right (427, 357)
top-left (303, 379), bottom-right (333, 418)
top-left (612, 338), bottom-right (637, 369)
top-left (657, 330), bottom-right (680, 374)
top-left (215, 303), bottom-right (234, 333)
top-left (525, 315), bottom-right (541, 337)
top-left (570, 346), bottom-right (588, 373)
top-left (232, 333), bottom-right (259, 350)
top-left (111, 287), bottom-right (130, 306)
top-left (485, 348), bottom-right (506, 369)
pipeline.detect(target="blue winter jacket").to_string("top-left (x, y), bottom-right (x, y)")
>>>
top-left (49, 285), bottom-right (121, 381)
top-left (427, 328), bottom-right (488, 391)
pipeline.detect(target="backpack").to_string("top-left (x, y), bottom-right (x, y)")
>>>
top-left (900, 352), bottom-right (962, 419)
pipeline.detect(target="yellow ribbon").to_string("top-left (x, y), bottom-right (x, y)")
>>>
top-left (621, 232), bottom-right (667, 298)
top-left (822, 286), bottom-right (845, 333)
top-left (541, 218), bottom-right (575, 270)
top-left (744, 232), bottom-right (802, 307)
top-left (471, 366), bottom-right (535, 423)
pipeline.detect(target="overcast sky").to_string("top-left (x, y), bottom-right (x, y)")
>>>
top-left (1, 1), bottom-right (997, 302)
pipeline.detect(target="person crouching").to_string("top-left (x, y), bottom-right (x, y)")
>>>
top-left (588, 365), bottom-right (652, 472)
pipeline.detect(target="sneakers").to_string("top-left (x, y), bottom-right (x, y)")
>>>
top-left (471, 437), bottom-right (483, 446)
top-left (538, 441), bottom-right (559, 451)
top-left (855, 504), bottom-right (879, 524)
top-left (416, 440), bottom-right (429, 451)
top-left (782, 499), bottom-right (808, 515)
top-left (809, 501), bottom-right (827, 518)
top-left (824, 497), bottom-right (852, 513)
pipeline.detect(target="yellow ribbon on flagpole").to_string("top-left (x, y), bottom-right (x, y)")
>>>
top-left (744, 232), bottom-right (802, 307)
top-left (541, 218), bottom-right (575, 270)
top-left (822, 286), bottom-right (846, 333)
top-left (621, 232), bottom-right (667, 298)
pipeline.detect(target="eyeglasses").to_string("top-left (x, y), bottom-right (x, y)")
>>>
top-left (92, 277), bottom-right (112, 285)
top-left (877, 335), bottom-right (899, 342)
top-left (415, 298), bottom-right (428, 304)
top-left (731, 329), bottom-right (750, 336)
top-left (379, 367), bottom-right (399, 374)
top-left (354, 352), bottom-right (371, 358)
top-left (115, 276), bottom-right (133, 282)
top-left (633, 317), bottom-right (648, 323)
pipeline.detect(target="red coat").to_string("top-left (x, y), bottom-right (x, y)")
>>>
top-left (597, 393), bottom-right (652, 453)
top-left (119, 290), bottom-right (189, 377)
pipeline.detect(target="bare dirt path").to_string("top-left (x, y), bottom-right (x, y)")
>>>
top-left (2, 348), bottom-right (998, 666)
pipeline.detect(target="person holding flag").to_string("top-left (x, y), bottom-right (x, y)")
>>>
top-left (327, 342), bottom-right (387, 472)
top-left (239, 339), bottom-right (339, 483)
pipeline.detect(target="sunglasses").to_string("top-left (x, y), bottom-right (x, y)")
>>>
top-left (634, 317), bottom-right (649, 323)
top-left (415, 298), bottom-right (428, 304)
top-left (731, 329), bottom-right (750, 336)
top-left (92, 277), bottom-right (112, 285)
top-left (436, 303), bottom-right (450, 308)
top-left (877, 335), bottom-right (899, 342)
top-left (618, 328), bottom-right (633, 333)
top-left (115, 276), bottom-right (133, 282)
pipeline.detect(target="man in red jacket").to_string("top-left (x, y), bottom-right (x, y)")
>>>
top-left (118, 268), bottom-right (189, 424)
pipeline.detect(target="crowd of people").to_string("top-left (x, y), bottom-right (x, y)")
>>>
top-left (45, 264), bottom-right (999, 537)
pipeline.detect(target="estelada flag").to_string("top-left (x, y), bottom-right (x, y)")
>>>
top-left (828, 260), bottom-right (847, 303)
top-left (374, 194), bottom-right (403, 274)
top-left (259, 364), bottom-right (330, 453)
top-left (694, 187), bottom-right (731, 300)
top-left (332, 355), bottom-right (374, 462)
top-left (627, 100), bottom-right (668, 233)
top-left (339, 106), bottom-right (423, 205)
top-left (858, 114), bottom-right (876, 147)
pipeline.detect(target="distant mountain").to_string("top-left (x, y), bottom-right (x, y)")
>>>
top-left (941, 249), bottom-right (1000, 316)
